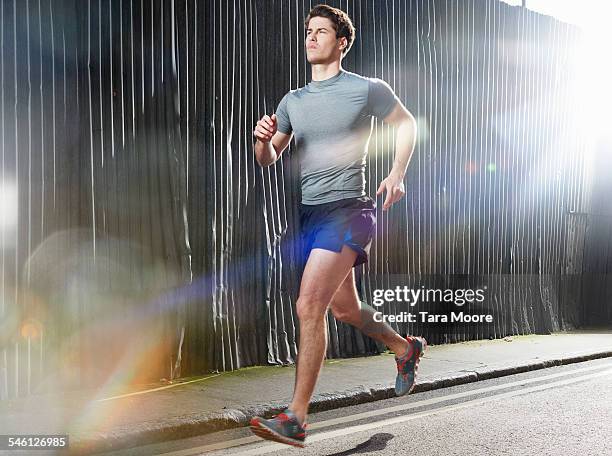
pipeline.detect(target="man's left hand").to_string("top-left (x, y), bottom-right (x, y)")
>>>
top-left (376, 173), bottom-right (406, 211)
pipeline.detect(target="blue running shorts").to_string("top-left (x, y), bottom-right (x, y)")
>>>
top-left (298, 196), bottom-right (377, 268)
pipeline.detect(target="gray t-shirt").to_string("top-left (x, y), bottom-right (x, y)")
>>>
top-left (275, 69), bottom-right (401, 205)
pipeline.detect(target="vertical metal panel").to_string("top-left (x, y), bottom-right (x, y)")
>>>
top-left (0, 0), bottom-right (606, 400)
top-left (1, 0), bottom-right (191, 399)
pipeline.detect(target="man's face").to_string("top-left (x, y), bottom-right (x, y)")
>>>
top-left (305, 16), bottom-right (346, 64)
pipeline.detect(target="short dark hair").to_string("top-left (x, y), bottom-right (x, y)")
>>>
top-left (304, 5), bottom-right (356, 56)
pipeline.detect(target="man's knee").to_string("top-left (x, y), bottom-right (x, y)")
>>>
top-left (296, 294), bottom-right (330, 321)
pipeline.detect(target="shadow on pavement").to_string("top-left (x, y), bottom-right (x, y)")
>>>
top-left (327, 432), bottom-right (394, 455)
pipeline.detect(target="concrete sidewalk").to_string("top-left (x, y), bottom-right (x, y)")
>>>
top-left (1, 330), bottom-right (611, 455)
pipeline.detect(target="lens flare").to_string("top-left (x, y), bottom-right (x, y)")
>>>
top-left (0, 181), bottom-right (18, 230)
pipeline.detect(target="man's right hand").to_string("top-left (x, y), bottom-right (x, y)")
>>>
top-left (253, 114), bottom-right (278, 143)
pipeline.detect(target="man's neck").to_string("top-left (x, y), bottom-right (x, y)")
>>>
top-left (311, 62), bottom-right (343, 82)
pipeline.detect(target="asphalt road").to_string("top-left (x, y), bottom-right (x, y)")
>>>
top-left (106, 358), bottom-right (612, 456)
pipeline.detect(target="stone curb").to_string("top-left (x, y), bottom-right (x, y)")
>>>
top-left (69, 349), bottom-right (612, 455)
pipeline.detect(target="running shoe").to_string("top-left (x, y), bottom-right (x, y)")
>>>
top-left (395, 336), bottom-right (427, 396)
top-left (250, 408), bottom-right (307, 447)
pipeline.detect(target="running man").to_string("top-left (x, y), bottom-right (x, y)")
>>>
top-left (250, 4), bottom-right (426, 448)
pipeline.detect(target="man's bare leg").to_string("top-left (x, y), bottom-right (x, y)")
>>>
top-left (330, 270), bottom-right (411, 356)
top-left (288, 245), bottom-right (359, 426)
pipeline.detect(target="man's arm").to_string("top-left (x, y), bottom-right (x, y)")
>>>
top-left (376, 102), bottom-right (417, 210)
top-left (253, 114), bottom-right (293, 167)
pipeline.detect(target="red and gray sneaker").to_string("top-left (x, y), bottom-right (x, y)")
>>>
top-left (250, 408), bottom-right (307, 448)
top-left (395, 336), bottom-right (427, 396)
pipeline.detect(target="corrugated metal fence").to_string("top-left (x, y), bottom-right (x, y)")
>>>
top-left (0, 0), bottom-right (607, 400)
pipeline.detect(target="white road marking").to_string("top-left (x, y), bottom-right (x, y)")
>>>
top-left (233, 368), bottom-right (612, 455)
top-left (155, 362), bottom-right (612, 455)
